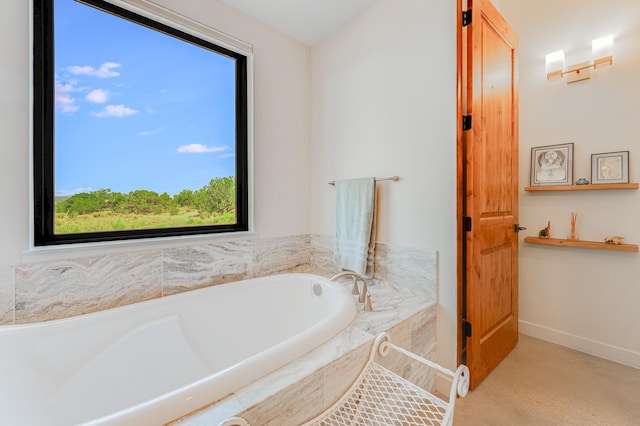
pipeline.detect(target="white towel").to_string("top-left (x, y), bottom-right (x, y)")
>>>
top-left (333, 178), bottom-right (377, 278)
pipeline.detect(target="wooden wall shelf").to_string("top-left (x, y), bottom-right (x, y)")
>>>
top-left (524, 183), bottom-right (639, 192)
top-left (524, 237), bottom-right (639, 253)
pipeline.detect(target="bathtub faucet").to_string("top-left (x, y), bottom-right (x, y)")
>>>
top-left (330, 271), bottom-right (373, 311)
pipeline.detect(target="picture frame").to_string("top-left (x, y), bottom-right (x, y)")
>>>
top-left (530, 143), bottom-right (574, 186)
top-left (591, 151), bottom-right (629, 184)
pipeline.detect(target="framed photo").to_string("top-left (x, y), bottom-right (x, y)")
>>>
top-left (530, 143), bottom-right (574, 186)
top-left (591, 151), bottom-right (629, 184)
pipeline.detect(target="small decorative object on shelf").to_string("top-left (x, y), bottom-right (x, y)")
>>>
top-left (575, 177), bottom-right (589, 185)
top-left (604, 236), bottom-right (625, 245)
top-left (538, 221), bottom-right (551, 238)
top-left (569, 212), bottom-right (578, 240)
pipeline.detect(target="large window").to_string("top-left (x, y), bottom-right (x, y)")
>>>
top-left (33, 0), bottom-right (249, 246)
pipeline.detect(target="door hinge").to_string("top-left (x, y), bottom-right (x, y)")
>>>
top-left (462, 320), bottom-right (472, 337)
top-left (462, 115), bottom-right (472, 131)
top-left (462, 9), bottom-right (472, 27)
top-left (463, 216), bottom-right (472, 232)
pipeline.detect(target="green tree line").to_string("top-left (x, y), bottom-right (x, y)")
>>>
top-left (56, 176), bottom-right (235, 217)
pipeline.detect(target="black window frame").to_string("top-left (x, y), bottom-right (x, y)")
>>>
top-left (33, 0), bottom-right (249, 246)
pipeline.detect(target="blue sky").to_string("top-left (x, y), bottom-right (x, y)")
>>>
top-left (54, 0), bottom-right (237, 196)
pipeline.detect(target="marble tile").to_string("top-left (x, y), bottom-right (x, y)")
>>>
top-left (411, 304), bottom-right (437, 358)
top-left (358, 305), bottom-right (438, 395)
top-left (14, 251), bottom-right (162, 323)
top-left (289, 326), bottom-right (373, 380)
top-left (170, 394), bottom-right (245, 426)
top-left (239, 368), bottom-right (325, 426)
top-left (403, 307), bottom-right (438, 392)
top-left (374, 242), bottom-right (437, 299)
top-left (311, 235), bottom-right (436, 297)
top-left (387, 316), bottom-right (412, 349)
top-left (322, 339), bottom-right (371, 409)
top-left (376, 307), bottom-right (438, 393)
top-left (309, 234), bottom-right (336, 272)
top-left (376, 317), bottom-right (412, 379)
top-left (251, 235), bottom-right (311, 277)
top-left (232, 326), bottom-right (372, 410)
top-left (163, 240), bottom-right (252, 295)
top-left (352, 280), bottom-right (435, 336)
top-left (0, 266), bottom-right (14, 325)
top-left (290, 264), bottom-right (332, 276)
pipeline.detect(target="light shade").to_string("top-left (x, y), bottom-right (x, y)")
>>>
top-left (545, 50), bottom-right (565, 80)
top-left (592, 34), bottom-right (614, 68)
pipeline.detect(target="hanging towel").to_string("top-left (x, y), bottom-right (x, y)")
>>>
top-left (334, 178), bottom-right (377, 278)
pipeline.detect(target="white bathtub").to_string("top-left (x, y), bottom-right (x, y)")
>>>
top-left (0, 273), bottom-right (356, 425)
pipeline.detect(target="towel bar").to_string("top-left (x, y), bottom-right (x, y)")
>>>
top-left (328, 175), bottom-right (400, 186)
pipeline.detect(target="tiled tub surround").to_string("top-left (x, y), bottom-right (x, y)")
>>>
top-left (173, 291), bottom-right (437, 425)
top-left (1, 234), bottom-right (438, 424)
top-left (4, 235), bottom-right (312, 325)
top-left (2, 235), bottom-right (435, 325)
top-left (14, 251), bottom-right (164, 323)
top-left (0, 267), bottom-right (13, 324)
top-left (169, 236), bottom-right (438, 425)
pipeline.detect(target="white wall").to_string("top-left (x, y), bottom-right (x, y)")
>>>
top-left (0, 0), bottom-right (30, 272)
top-left (309, 0), bottom-right (458, 369)
top-left (501, 0), bottom-right (640, 367)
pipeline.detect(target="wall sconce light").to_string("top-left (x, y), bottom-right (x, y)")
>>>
top-left (545, 34), bottom-right (614, 83)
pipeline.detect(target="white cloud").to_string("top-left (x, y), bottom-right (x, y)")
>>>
top-left (67, 65), bottom-right (93, 75)
top-left (85, 89), bottom-right (109, 103)
top-left (55, 81), bottom-right (79, 113)
top-left (138, 126), bottom-right (165, 136)
top-left (177, 144), bottom-right (228, 154)
top-left (92, 104), bottom-right (139, 118)
top-left (68, 62), bottom-right (121, 78)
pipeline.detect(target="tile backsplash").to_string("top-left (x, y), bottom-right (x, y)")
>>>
top-left (0, 266), bottom-right (14, 324)
top-left (1, 234), bottom-right (436, 325)
top-left (15, 251), bottom-right (163, 323)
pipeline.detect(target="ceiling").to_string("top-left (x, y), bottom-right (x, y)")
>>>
top-left (220, 0), bottom-right (379, 46)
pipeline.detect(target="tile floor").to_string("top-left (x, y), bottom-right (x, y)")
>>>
top-left (454, 335), bottom-right (640, 425)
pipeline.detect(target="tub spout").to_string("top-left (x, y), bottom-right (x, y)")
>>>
top-left (351, 277), bottom-right (360, 296)
top-left (330, 271), bottom-right (371, 310)
top-left (330, 270), bottom-right (367, 282)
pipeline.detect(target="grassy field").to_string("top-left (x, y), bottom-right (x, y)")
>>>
top-left (55, 209), bottom-right (235, 234)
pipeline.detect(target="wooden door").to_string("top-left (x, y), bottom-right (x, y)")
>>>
top-left (463, 0), bottom-right (519, 389)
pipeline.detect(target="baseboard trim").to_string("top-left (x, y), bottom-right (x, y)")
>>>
top-left (519, 320), bottom-right (640, 370)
